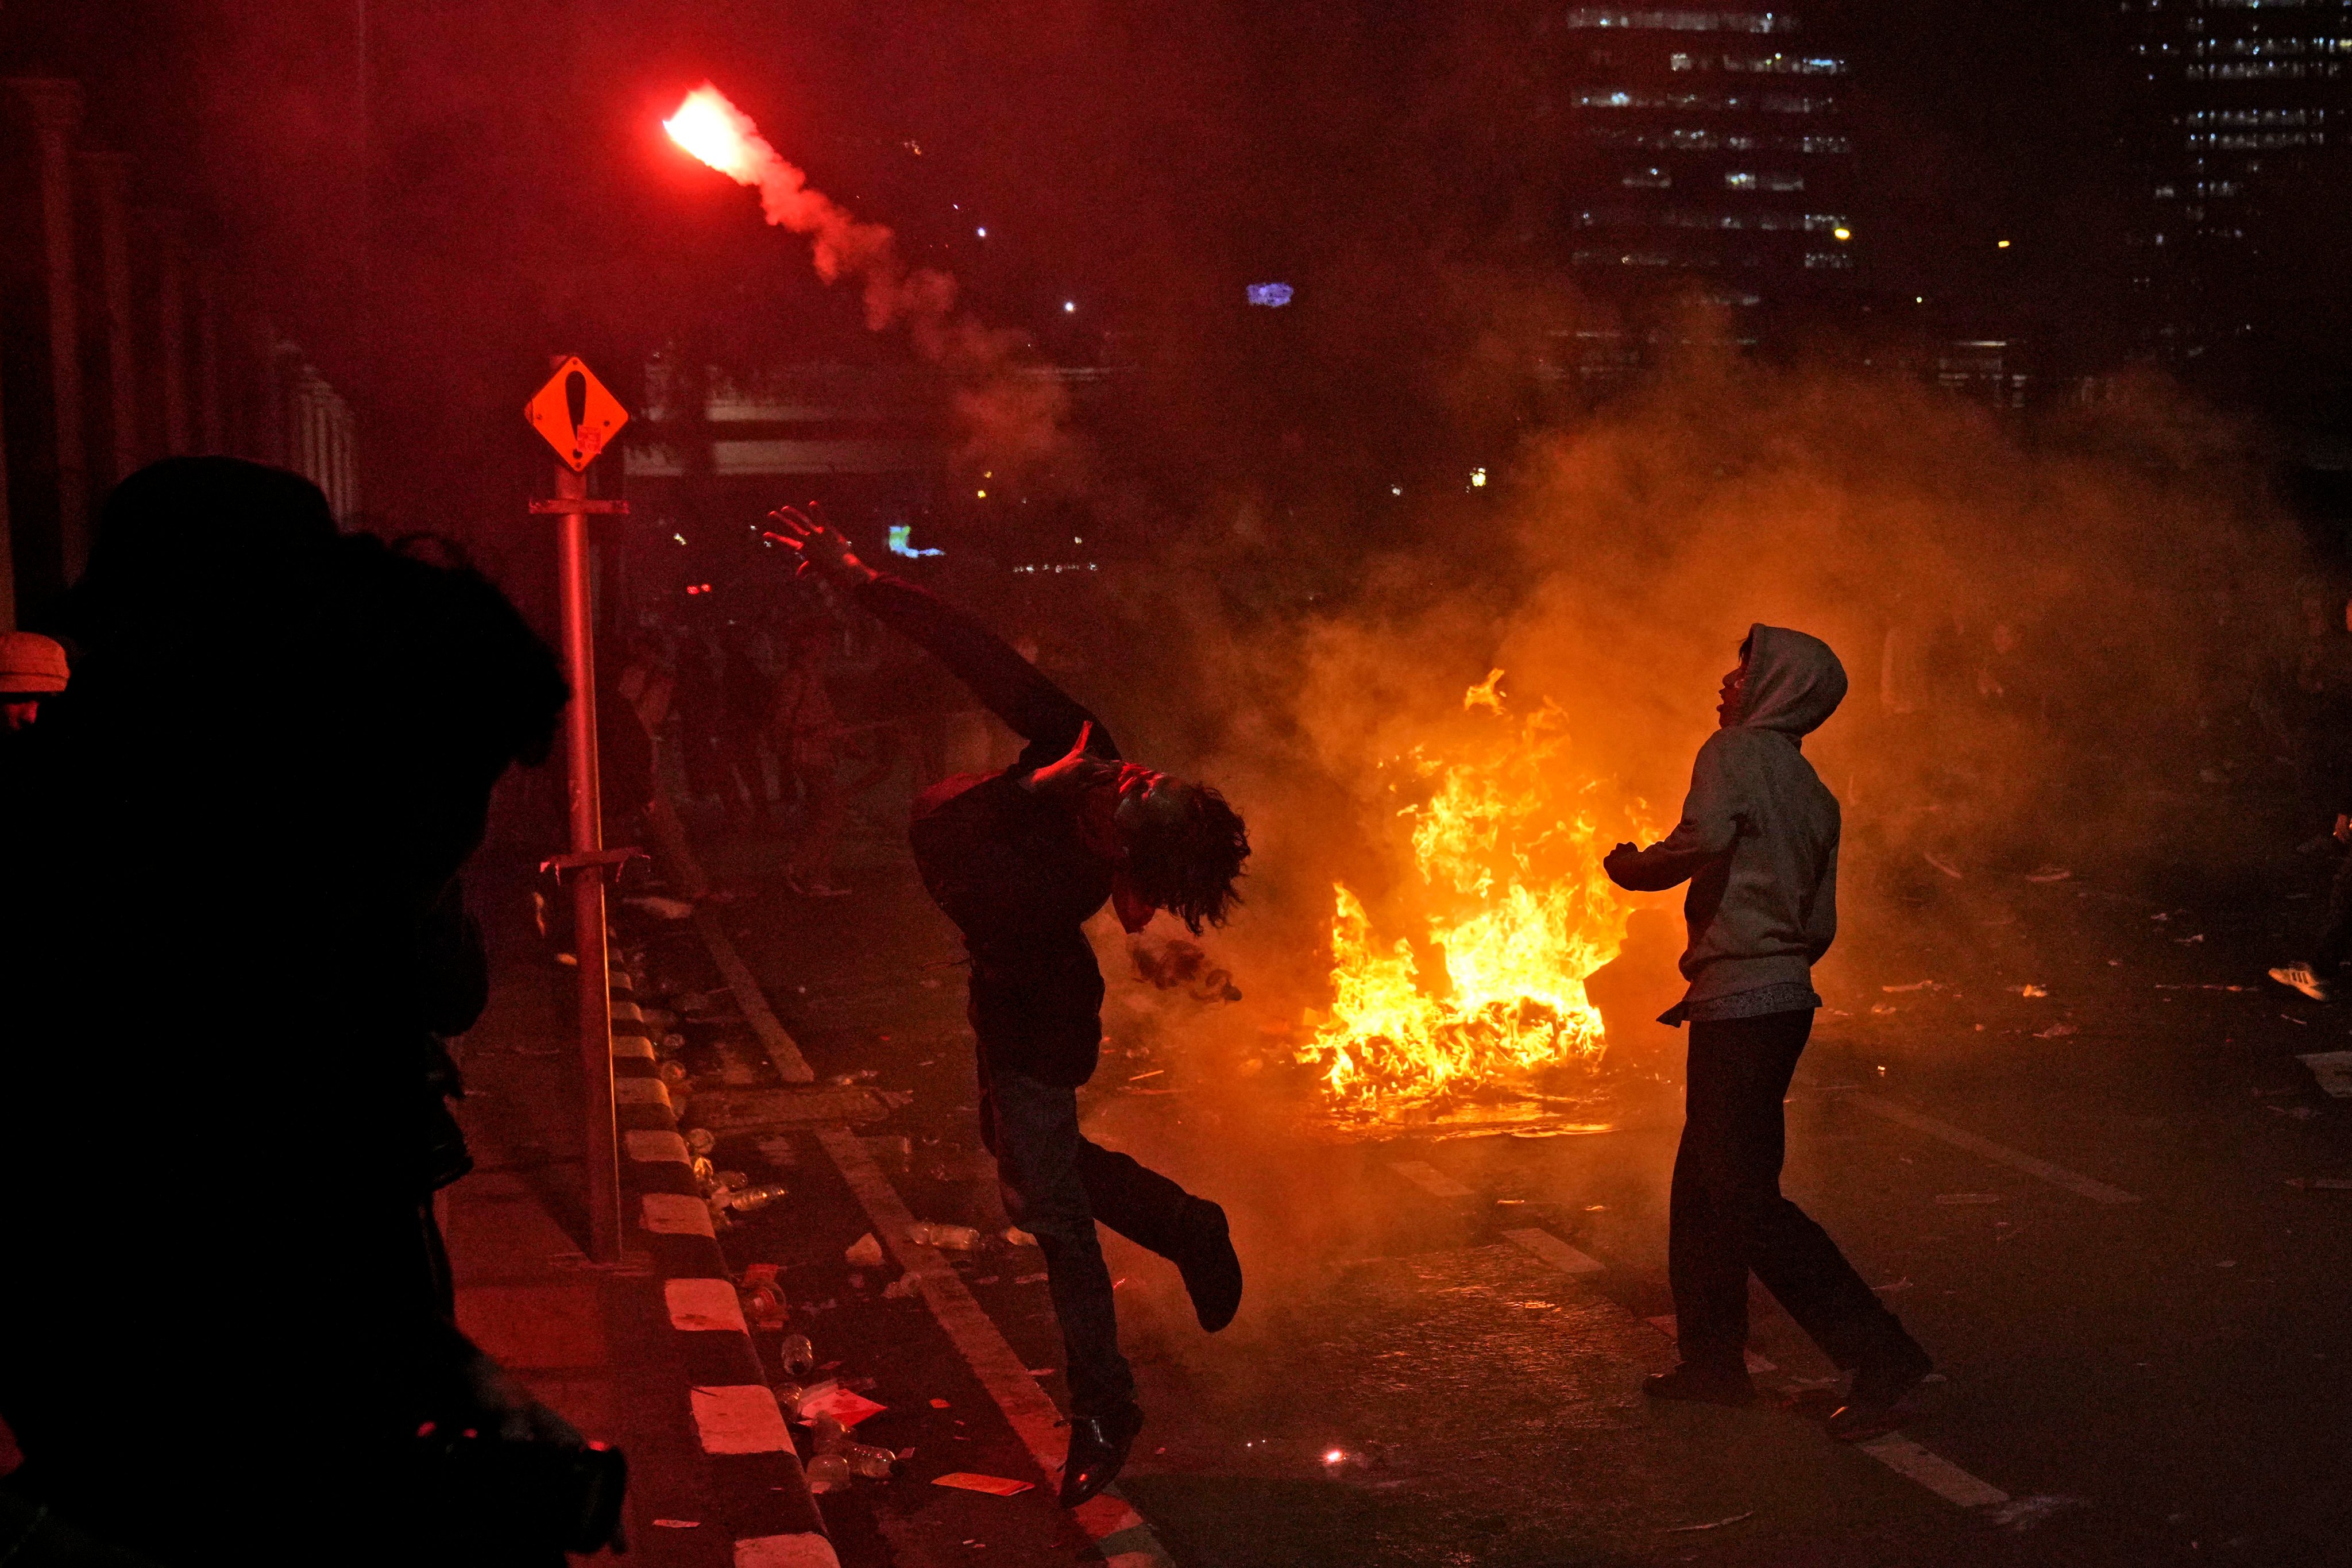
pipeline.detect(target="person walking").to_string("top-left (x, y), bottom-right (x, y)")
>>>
top-left (767, 508), bottom-right (1248, 1505)
top-left (1604, 625), bottom-right (1933, 1441)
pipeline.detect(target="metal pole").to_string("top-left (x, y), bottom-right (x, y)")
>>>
top-left (556, 456), bottom-right (621, 1264)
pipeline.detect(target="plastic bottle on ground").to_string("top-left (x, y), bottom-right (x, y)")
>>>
top-left (780, 1333), bottom-right (817, 1379)
top-left (846, 1443), bottom-right (895, 1479)
top-left (804, 1453), bottom-right (852, 1492)
top-left (685, 1127), bottom-right (716, 1155)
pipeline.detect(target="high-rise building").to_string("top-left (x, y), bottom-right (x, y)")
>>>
top-left (1554, 7), bottom-right (1857, 315)
top-left (2119, 0), bottom-right (2352, 364)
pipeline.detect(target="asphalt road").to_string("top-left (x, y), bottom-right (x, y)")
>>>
top-left (643, 814), bottom-right (2352, 1568)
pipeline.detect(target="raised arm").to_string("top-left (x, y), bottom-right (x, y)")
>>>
top-left (764, 510), bottom-right (1116, 766)
top-left (1603, 732), bottom-right (1743, 892)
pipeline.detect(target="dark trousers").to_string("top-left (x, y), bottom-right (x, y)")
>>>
top-left (2314, 847), bottom-right (2352, 974)
top-left (979, 1059), bottom-right (1197, 1417)
top-left (1670, 1010), bottom-right (1922, 1373)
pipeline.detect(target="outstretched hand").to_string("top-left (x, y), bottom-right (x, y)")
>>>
top-left (1601, 841), bottom-right (1642, 888)
top-left (1023, 722), bottom-right (1119, 799)
top-left (763, 507), bottom-right (878, 589)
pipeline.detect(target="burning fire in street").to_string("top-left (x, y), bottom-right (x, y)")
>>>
top-left (1299, 673), bottom-right (1658, 1114)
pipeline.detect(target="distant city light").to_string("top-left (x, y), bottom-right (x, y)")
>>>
top-left (1063, 300), bottom-right (1076, 312)
top-left (976, 489), bottom-right (987, 499)
top-left (1469, 468), bottom-right (1488, 488)
top-left (1389, 484), bottom-right (1403, 497)
top-left (1996, 238), bottom-right (2011, 249)
top-left (1832, 225), bottom-right (1851, 242)
top-left (1246, 282), bottom-right (1295, 307)
top-left (976, 226), bottom-right (987, 238)
top-left (673, 532), bottom-right (687, 544)
top-left (887, 524), bottom-right (942, 559)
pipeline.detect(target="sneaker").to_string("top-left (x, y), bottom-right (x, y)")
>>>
top-left (1827, 1342), bottom-right (1934, 1442)
top-left (2270, 964), bottom-right (2333, 1003)
top-left (1641, 1363), bottom-right (1755, 1407)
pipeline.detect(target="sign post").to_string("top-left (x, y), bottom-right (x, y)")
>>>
top-left (526, 354), bottom-right (631, 1265)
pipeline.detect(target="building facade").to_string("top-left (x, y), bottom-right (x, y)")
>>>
top-left (2120, 0), bottom-right (2352, 363)
top-left (1557, 7), bottom-right (1857, 314)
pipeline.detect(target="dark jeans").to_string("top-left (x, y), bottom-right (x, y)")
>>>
top-left (979, 1057), bottom-right (1196, 1417)
top-left (1670, 1010), bottom-right (1923, 1373)
top-left (2313, 847), bottom-right (2352, 975)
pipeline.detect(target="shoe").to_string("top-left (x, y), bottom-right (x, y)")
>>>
top-left (1827, 1342), bottom-right (1934, 1442)
top-left (2271, 964), bottom-right (2333, 1003)
top-left (1641, 1363), bottom-right (1755, 1407)
top-left (1059, 1400), bottom-right (1144, 1507)
top-left (1174, 1199), bottom-right (1243, 1333)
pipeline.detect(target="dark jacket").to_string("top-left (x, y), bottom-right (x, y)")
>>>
top-left (859, 574), bottom-right (1117, 1085)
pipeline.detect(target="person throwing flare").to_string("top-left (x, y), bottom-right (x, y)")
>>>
top-left (767, 509), bottom-right (1249, 1504)
top-left (1603, 625), bottom-right (1933, 1441)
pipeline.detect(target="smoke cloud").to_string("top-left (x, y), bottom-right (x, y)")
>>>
top-left (665, 83), bottom-right (1073, 479)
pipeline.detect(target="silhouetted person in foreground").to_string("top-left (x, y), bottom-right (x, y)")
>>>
top-left (768, 509), bottom-right (1247, 1507)
top-left (1605, 626), bottom-right (1932, 1442)
top-left (0, 459), bottom-right (603, 1563)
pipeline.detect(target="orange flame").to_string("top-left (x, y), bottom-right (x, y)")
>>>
top-left (1300, 674), bottom-right (1656, 1112)
top-left (665, 84), bottom-right (771, 184)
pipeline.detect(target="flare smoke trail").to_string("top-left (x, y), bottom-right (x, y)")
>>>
top-left (665, 83), bottom-right (1071, 474)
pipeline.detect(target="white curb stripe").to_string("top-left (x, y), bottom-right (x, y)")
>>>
top-left (611, 999), bottom-right (646, 1024)
top-left (691, 1384), bottom-right (792, 1454)
top-left (1390, 1160), bottom-right (1475, 1200)
top-left (734, 1534), bottom-right (840, 1568)
top-left (612, 1035), bottom-right (656, 1060)
top-left (640, 1192), bottom-right (715, 1237)
top-left (667, 1277), bottom-right (750, 1333)
top-left (625, 1129), bottom-right (689, 1164)
top-left (615, 1077), bottom-right (671, 1109)
top-left (1851, 1096), bottom-right (2141, 1205)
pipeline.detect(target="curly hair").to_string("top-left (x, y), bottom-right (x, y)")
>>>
top-left (1123, 778), bottom-right (1251, 934)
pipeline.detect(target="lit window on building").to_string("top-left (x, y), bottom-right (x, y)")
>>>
top-left (1725, 171), bottom-right (1759, 188)
top-left (1623, 167), bottom-right (1674, 186)
top-left (1802, 252), bottom-right (1853, 268)
top-left (1564, 10), bottom-right (1795, 33)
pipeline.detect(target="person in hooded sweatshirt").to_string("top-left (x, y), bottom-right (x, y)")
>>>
top-left (1604, 625), bottom-right (1933, 1440)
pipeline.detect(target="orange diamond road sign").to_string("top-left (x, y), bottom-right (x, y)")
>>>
top-left (524, 355), bottom-right (629, 472)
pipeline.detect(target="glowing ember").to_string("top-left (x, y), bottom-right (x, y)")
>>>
top-left (663, 85), bottom-right (770, 183)
top-left (1299, 672), bottom-right (1656, 1112)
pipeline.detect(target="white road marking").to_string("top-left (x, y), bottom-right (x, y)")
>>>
top-left (1504, 1227), bottom-right (1605, 1275)
top-left (626, 1129), bottom-right (689, 1164)
top-left (694, 908), bottom-right (817, 1084)
top-left (1642, 1315), bottom-right (1776, 1374)
top-left (641, 1192), bottom-right (716, 1237)
top-left (817, 1127), bottom-right (1176, 1566)
top-left (1390, 1160), bottom-right (1476, 1200)
top-left (667, 1277), bottom-right (749, 1333)
top-left (612, 1034), bottom-right (656, 1060)
top-left (691, 1384), bottom-right (793, 1454)
top-left (733, 1536), bottom-right (840, 1568)
top-left (1857, 1433), bottom-right (2010, 1508)
top-left (612, 999), bottom-right (646, 1024)
top-left (1850, 1095), bottom-right (2141, 1206)
top-left (1501, 1234), bottom-right (2012, 1515)
top-left (615, 1077), bottom-right (672, 1109)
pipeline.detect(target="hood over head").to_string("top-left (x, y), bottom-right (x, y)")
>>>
top-left (1739, 623), bottom-right (1845, 739)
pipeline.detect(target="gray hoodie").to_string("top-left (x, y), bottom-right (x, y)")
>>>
top-left (1609, 624), bottom-right (1847, 1022)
